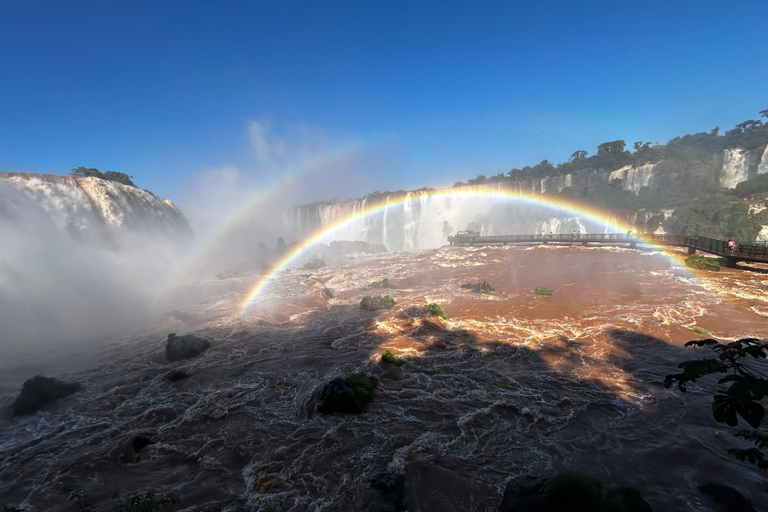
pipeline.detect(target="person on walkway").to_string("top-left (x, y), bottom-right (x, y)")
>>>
top-left (728, 239), bottom-right (736, 252)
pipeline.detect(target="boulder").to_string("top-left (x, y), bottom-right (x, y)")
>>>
top-left (165, 333), bottom-right (211, 362)
top-left (11, 375), bottom-right (82, 416)
top-left (461, 280), bottom-right (494, 293)
top-left (367, 472), bottom-right (406, 512)
top-left (317, 373), bottom-right (379, 414)
top-left (164, 369), bottom-right (191, 382)
top-left (360, 295), bottom-right (396, 311)
top-left (367, 278), bottom-right (396, 289)
top-left (699, 482), bottom-right (755, 512)
top-left (499, 471), bottom-right (653, 512)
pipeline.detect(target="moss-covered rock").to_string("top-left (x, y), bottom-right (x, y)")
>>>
top-left (461, 281), bottom-right (494, 293)
top-left (535, 286), bottom-right (554, 296)
top-left (685, 254), bottom-right (720, 271)
top-left (317, 373), bottom-right (379, 414)
top-left (165, 333), bottom-right (211, 362)
top-left (11, 375), bottom-right (82, 416)
top-left (361, 295), bottom-right (396, 311)
top-left (425, 303), bottom-right (449, 320)
top-left (380, 349), bottom-right (407, 367)
top-left (499, 470), bottom-right (653, 512)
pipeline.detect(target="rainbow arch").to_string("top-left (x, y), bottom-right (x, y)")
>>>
top-left (238, 186), bottom-right (691, 315)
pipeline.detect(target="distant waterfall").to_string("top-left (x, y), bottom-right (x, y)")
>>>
top-left (609, 163), bottom-right (656, 195)
top-left (758, 144), bottom-right (768, 175)
top-left (720, 149), bottom-right (750, 188)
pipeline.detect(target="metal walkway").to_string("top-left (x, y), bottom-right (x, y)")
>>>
top-left (446, 233), bottom-right (768, 267)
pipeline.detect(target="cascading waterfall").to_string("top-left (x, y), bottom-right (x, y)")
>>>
top-left (720, 148), bottom-right (750, 188)
top-left (758, 144), bottom-right (768, 175)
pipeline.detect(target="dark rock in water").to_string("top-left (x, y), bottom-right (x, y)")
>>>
top-left (367, 278), bottom-right (396, 289)
top-left (317, 373), bottom-right (379, 414)
top-left (322, 287), bottom-right (334, 299)
top-left (167, 309), bottom-right (192, 322)
top-left (399, 306), bottom-right (429, 319)
top-left (165, 333), bottom-right (211, 362)
top-left (366, 472), bottom-right (406, 512)
top-left (405, 462), bottom-right (472, 511)
top-left (11, 375), bottom-right (82, 416)
top-left (117, 430), bottom-right (155, 464)
top-left (461, 280), bottom-right (494, 293)
top-left (499, 471), bottom-right (653, 512)
top-left (699, 482), bottom-right (756, 512)
top-left (164, 369), bottom-right (191, 382)
top-left (361, 295), bottom-right (396, 311)
top-left (303, 257), bottom-right (326, 270)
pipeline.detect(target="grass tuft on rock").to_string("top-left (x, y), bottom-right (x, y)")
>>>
top-left (687, 327), bottom-right (707, 335)
top-left (380, 349), bottom-right (405, 366)
top-left (12, 375), bottom-right (82, 416)
top-left (535, 286), bottom-right (553, 296)
top-left (685, 254), bottom-right (720, 271)
top-left (460, 281), bottom-right (494, 293)
top-left (361, 295), bottom-right (396, 311)
top-left (425, 303), bottom-right (449, 320)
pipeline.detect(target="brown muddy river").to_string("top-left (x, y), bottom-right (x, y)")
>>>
top-left (1, 245), bottom-right (767, 511)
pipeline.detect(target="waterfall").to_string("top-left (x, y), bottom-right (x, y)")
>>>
top-left (609, 163), bottom-right (656, 195)
top-left (758, 144), bottom-right (768, 175)
top-left (720, 148), bottom-right (750, 188)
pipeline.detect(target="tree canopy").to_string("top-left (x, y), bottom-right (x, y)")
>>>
top-left (69, 167), bottom-right (136, 187)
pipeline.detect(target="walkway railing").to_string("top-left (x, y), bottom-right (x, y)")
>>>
top-left (446, 232), bottom-right (768, 263)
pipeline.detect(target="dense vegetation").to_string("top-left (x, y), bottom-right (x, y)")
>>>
top-left (665, 338), bottom-right (768, 470)
top-left (69, 167), bottom-right (136, 187)
top-left (453, 110), bottom-right (768, 241)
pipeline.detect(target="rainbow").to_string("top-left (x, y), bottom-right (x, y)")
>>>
top-left (161, 142), bottom-right (367, 290)
top-left (238, 187), bottom-right (694, 315)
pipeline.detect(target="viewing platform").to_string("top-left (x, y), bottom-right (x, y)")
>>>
top-left (446, 232), bottom-right (768, 267)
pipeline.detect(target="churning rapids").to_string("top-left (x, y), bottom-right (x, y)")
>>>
top-left (1, 245), bottom-right (767, 511)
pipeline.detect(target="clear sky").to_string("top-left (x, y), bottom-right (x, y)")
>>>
top-left (1, 0), bottom-right (767, 203)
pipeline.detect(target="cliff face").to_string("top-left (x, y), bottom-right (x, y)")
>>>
top-left (283, 143), bottom-right (768, 249)
top-left (0, 172), bottom-right (193, 244)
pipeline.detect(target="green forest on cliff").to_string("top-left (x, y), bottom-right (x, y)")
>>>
top-left (452, 109), bottom-right (768, 241)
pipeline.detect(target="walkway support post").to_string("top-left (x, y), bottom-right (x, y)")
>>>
top-left (688, 246), bottom-right (696, 255)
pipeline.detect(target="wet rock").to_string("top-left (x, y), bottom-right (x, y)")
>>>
top-left (499, 471), bottom-right (653, 512)
top-left (461, 280), bottom-right (494, 293)
top-left (367, 278), bottom-right (397, 289)
top-left (11, 375), bottom-right (82, 416)
top-left (164, 369), bottom-right (191, 382)
top-left (118, 430), bottom-right (155, 464)
top-left (360, 295), bottom-right (396, 311)
top-left (366, 472), bottom-right (406, 512)
top-left (699, 482), bottom-right (756, 512)
top-left (165, 333), bottom-right (211, 362)
top-left (405, 462), bottom-right (473, 511)
top-left (399, 306), bottom-right (429, 319)
top-left (317, 373), bottom-right (379, 414)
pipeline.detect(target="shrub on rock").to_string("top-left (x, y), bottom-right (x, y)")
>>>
top-left (685, 254), bottom-right (720, 271)
top-left (165, 333), bottom-right (211, 362)
top-left (361, 295), bottom-right (396, 311)
top-left (461, 281), bottom-right (494, 293)
top-left (499, 470), bottom-right (652, 512)
top-left (535, 286), bottom-right (553, 296)
top-left (12, 375), bottom-right (82, 416)
top-left (317, 372), bottom-right (379, 414)
top-left (425, 303), bottom-right (449, 320)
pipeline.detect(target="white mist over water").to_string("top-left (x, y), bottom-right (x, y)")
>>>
top-left (0, 178), bottom-right (187, 366)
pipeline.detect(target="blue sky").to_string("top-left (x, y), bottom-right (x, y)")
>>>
top-left (1, 0), bottom-right (767, 203)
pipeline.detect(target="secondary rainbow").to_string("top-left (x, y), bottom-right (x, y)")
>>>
top-left (238, 186), bottom-right (694, 315)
